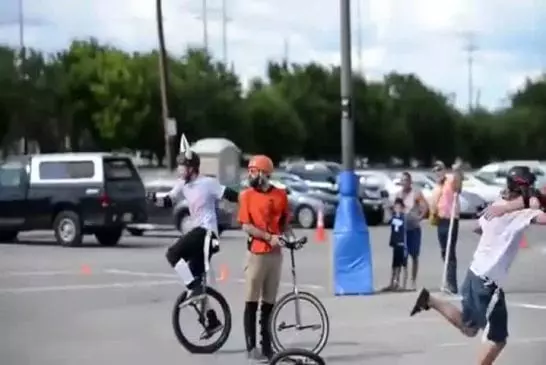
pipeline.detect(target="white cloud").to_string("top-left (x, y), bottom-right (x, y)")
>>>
top-left (0, 0), bottom-right (543, 110)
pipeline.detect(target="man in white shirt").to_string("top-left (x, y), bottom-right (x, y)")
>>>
top-left (410, 166), bottom-right (545, 365)
top-left (152, 143), bottom-right (239, 339)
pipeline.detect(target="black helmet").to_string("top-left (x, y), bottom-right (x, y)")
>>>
top-left (176, 150), bottom-right (200, 168)
top-left (506, 165), bottom-right (535, 192)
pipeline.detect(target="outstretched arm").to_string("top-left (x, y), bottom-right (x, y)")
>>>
top-left (221, 186), bottom-right (239, 203)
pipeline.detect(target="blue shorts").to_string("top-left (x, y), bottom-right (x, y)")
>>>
top-left (406, 228), bottom-right (422, 258)
top-left (461, 269), bottom-right (508, 343)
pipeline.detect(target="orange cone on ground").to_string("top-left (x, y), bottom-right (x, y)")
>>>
top-left (80, 264), bottom-right (92, 275)
top-left (519, 234), bottom-right (528, 249)
top-left (217, 264), bottom-right (229, 282)
top-left (315, 207), bottom-right (326, 243)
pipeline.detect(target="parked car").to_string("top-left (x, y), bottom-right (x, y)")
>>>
top-left (282, 182), bottom-right (337, 228)
top-left (239, 179), bottom-right (337, 229)
top-left (475, 160), bottom-right (546, 186)
top-left (0, 153), bottom-right (147, 246)
top-left (126, 178), bottom-right (235, 236)
top-left (390, 174), bottom-right (486, 218)
top-left (285, 162), bottom-right (385, 225)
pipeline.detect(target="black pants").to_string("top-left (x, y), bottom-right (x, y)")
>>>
top-left (437, 218), bottom-right (459, 291)
top-left (165, 227), bottom-right (219, 279)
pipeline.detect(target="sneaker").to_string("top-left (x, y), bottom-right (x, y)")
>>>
top-left (199, 319), bottom-right (223, 340)
top-left (410, 288), bottom-right (430, 316)
top-left (246, 348), bottom-right (268, 362)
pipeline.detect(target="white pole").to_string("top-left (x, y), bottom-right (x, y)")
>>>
top-left (441, 192), bottom-right (458, 292)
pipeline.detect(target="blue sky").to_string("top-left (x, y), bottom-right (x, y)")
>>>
top-left (0, 0), bottom-right (544, 111)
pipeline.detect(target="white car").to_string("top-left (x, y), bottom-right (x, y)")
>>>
top-left (391, 173), bottom-right (486, 218)
top-left (475, 161), bottom-right (546, 186)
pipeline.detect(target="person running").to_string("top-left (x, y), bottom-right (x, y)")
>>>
top-left (157, 140), bottom-right (239, 339)
top-left (429, 160), bottom-right (463, 294)
top-left (382, 198), bottom-right (408, 291)
top-left (395, 171), bottom-right (428, 290)
top-left (238, 155), bottom-right (292, 362)
top-left (410, 166), bottom-right (545, 365)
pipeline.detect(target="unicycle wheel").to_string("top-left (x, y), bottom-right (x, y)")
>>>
top-left (171, 286), bottom-right (232, 354)
top-left (269, 291), bottom-right (330, 355)
top-left (269, 348), bottom-right (326, 365)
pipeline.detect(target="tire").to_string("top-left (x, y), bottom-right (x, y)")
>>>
top-left (172, 286), bottom-right (232, 354)
top-left (53, 210), bottom-right (83, 247)
top-left (269, 291), bottom-right (330, 355)
top-left (127, 228), bottom-right (144, 236)
top-left (296, 205), bottom-right (316, 229)
top-left (270, 348), bottom-right (326, 365)
top-left (366, 210), bottom-right (383, 226)
top-left (95, 228), bottom-right (123, 246)
top-left (0, 230), bottom-right (19, 242)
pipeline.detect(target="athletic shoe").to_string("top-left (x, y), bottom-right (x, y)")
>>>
top-left (410, 288), bottom-right (430, 316)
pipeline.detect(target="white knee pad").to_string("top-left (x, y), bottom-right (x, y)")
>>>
top-left (174, 259), bottom-right (195, 285)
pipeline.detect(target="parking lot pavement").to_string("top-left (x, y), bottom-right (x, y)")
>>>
top-left (2, 223), bottom-right (546, 364)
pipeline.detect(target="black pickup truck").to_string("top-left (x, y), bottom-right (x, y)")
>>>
top-left (0, 153), bottom-right (148, 246)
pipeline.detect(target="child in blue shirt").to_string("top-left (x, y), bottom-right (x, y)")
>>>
top-left (383, 198), bottom-right (408, 292)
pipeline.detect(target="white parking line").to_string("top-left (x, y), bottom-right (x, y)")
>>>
top-left (0, 280), bottom-right (179, 294)
top-left (0, 270), bottom-right (77, 277)
top-left (105, 268), bottom-right (325, 291)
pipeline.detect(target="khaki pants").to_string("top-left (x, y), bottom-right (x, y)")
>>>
top-left (244, 252), bottom-right (283, 304)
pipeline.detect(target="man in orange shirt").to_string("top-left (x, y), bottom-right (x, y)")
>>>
top-left (238, 155), bottom-right (292, 361)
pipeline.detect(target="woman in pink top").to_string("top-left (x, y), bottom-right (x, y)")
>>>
top-left (430, 161), bottom-right (463, 294)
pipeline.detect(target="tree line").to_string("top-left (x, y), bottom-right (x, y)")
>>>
top-left (1, 38), bottom-right (545, 167)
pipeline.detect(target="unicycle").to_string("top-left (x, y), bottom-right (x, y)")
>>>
top-left (171, 233), bottom-right (232, 354)
top-left (269, 236), bottom-right (330, 355)
top-left (269, 348), bottom-right (326, 365)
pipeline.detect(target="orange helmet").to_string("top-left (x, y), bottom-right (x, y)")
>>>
top-left (248, 155), bottom-right (274, 175)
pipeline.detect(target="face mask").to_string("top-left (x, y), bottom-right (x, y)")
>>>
top-left (249, 172), bottom-right (268, 189)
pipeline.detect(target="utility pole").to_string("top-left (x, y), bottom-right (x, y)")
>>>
top-left (283, 37), bottom-right (290, 63)
top-left (202, 0), bottom-right (209, 53)
top-left (356, 0), bottom-right (362, 74)
top-left (155, 0), bottom-right (173, 170)
top-left (221, 0), bottom-right (227, 65)
top-left (463, 32), bottom-right (477, 112)
top-left (18, 0), bottom-right (27, 154)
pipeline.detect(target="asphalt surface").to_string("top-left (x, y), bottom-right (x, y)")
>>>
top-left (2, 222), bottom-right (546, 365)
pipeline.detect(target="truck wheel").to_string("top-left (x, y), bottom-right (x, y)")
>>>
top-left (95, 228), bottom-right (123, 246)
top-left (53, 210), bottom-right (83, 247)
top-left (0, 230), bottom-right (19, 242)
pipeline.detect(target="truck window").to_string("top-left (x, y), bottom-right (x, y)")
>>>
top-left (39, 161), bottom-right (95, 180)
top-left (104, 158), bottom-right (138, 180)
top-left (0, 163), bottom-right (23, 187)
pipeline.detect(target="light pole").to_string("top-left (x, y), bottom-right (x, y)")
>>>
top-left (155, 0), bottom-right (174, 170)
top-left (333, 0), bottom-right (372, 296)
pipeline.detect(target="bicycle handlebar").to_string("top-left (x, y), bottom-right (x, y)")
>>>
top-left (279, 236), bottom-right (308, 250)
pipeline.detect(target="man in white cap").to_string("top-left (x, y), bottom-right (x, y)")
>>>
top-left (151, 134), bottom-right (240, 339)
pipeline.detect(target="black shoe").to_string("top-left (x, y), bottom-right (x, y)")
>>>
top-left (410, 288), bottom-right (430, 316)
top-left (199, 319), bottom-right (223, 340)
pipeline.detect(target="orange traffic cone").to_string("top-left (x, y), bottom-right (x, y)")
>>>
top-left (315, 207), bottom-right (326, 243)
top-left (80, 264), bottom-right (92, 275)
top-left (218, 264), bottom-right (229, 282)
top-left (519, 235), bottom-right (528, 249)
